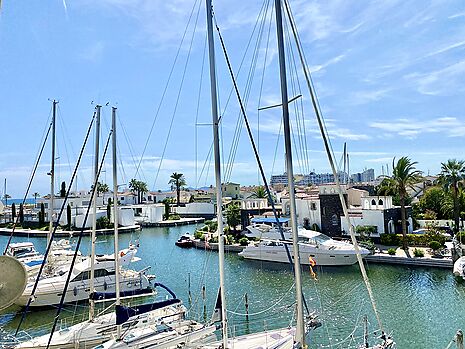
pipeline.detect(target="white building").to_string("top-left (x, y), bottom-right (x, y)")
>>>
top-left (132, 204), bottom-right (165, 224)
top-left (174, 202), bottom-right (215, 216)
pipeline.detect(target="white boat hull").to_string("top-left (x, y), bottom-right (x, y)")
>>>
top-left (94, 321), bottom-right (217, 349)
top-left (453, 256), bottom-right (465, 280)
top-left (239, 242), bottom-right (368, 266)
top-left (196, 327), bottom-right (295, 349)
top-left (16, 271), bottom-right (152, 307)
top-left (13, 304), bottom-right (185, 349)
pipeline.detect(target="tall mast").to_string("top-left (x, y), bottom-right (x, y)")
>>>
top-left (274, 0), bottom-right (305, 345)
top-left (343, 142), bottom-right (347, 184)
top-left (205, 0), bottom-right (228, 347)
top-left (89, 105), bottom-right (101, 321)
top-left (49, 100), bottom-right (57, 246)
top-left (111, 106), bottom-right (121, 338)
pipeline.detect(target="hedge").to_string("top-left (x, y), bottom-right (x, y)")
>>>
top-left (380, 233), bottom-right (446, 247)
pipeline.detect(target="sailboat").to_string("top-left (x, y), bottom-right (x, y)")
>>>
top-left (88, 1), bottom-right (313, 348)
top-left (4, 107), bottom-right (184, 349)
top-left (3, 101), bottom-right (84, 278)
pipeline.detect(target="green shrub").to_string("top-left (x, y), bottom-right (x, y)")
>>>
top-left (387, 248), bottom-right (396, 255)
top-left (380, 233), bottom-right (400, 246)
top-left (429, 240), bottom-right (442, 251)
top-left (194, 230), bottom-right (204, 240)
top-left (239, 237), bottom-right (249, 246)
top-left (210, 236), bottom-right (219, 244)
top-left (96, 216), bottom-right (111, 230)
top-left (168, 214), bottom-right (181, 220)
top-left (413, 248), bottom-right (424, 257)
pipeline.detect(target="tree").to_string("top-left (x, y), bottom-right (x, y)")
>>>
top-left (438, 159), bottom-right (465, 233)
top-left (162, 199), bottom-right (171, 220)
top-left (60, 181), bottom-right (66, 198)
top-left (39, 203), bottom-right (45, 225)
top-left (107, 199), bottom-right (112, 220)
top-left (253, 186), bottom-right (267, 198)
top-left (168, 172), bottom-right (186, 207)
top-left (96, 182), bottom-right (110, 197)
top-left (225, 202), bottom-right (241, 234)
top-left (386, 157), bottom-right (422, 251)
top-left (11, 202), bottom-right (16, 221)
top-left (32, 192), bottom-right (40, 206)
top-left (66, 204), bottom-right (72, 230)
top-left (418, 186), bottom-right (446, 219)
top-left (19, 203), bottom-right (24, 225)
top-left (129, 179), bottom-right (149, 204)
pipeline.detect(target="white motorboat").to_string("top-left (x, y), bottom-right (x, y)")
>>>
top-left (244, 217), bottom-right (293, 240)
top-left (453, 256), bottom-right (465, 281)
top-left (16, 249), bottom-right (154, 307)
top-left (5, 240), bottom-right (83, 277)
top-left (239, 231), bottom-right (370, 266)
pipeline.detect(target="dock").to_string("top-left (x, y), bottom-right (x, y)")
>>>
top-left (0, 225), bottom-right (141, 237)
top-left (142, 217), bottom-right (205, 227)
top-left (364, 245), bottom-right (454, 269)
top-left (192, 239), bottom-right (245, 253)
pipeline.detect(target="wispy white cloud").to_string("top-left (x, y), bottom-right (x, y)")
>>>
top-left (79, 42), bottom-right (105, 63)
top-left (404, 59), bottom-right (465, 95)
top-left (310, 53), bottom-right (346, 74)
top-left (369, 116), bottom-right (465, 138)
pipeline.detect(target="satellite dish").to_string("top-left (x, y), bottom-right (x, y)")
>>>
top-left (0, 256), bottom-right (28, 311)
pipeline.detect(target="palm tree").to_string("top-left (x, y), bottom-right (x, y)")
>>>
top-left (168, 172), bottom-right (186, 206)
top-left (96, 182), bottom-right (109, 197)
top-left (388, 157), bottom-right (422, 251)
top-left (129, 179), bottom-right (148, 204)
top-left (32, 192), bottom-right (40, 206)
top-left (438, 159), bottom-right (465, 234)
top-left (253, 186), bottom-right (267, 198)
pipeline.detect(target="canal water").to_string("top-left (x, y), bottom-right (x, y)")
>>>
top-left (1, 225), bottom-right (464, 348)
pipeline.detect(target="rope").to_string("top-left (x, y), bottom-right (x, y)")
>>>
top-left (152, 0), bottom-right (202, 189)
top-left (213, 14), bottom-right (310, 315)
top-left (45, 129), bottom-right (112, 349)
top-left (15, 112), bottom-right (96, 336)
top-left (134, 0), bottom-right (200, 179)
top-left (226, 283), bottom-right (295, 317)
top-left (283, 0), bottom-right (385, 335)
top-left (3, 121), bottom-right (52, 254)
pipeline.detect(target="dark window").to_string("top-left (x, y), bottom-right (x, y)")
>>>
top-left (371, 199), bottom-right (376, 205)
top-left (378, 199), bottom-right (383, 205)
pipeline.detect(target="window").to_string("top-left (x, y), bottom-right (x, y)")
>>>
top-left (378, 199), bottom-right (383, 206)
top-left (121, 197), bottom-right (125, 201)
top-left (82, 201), bottom-right (90, 206)
top-left (331, 214), bottom-right (338, 226)
top-left (371, 199), bottom-right (376, 205)
top-left (310, 202), bottom-right (316, 210)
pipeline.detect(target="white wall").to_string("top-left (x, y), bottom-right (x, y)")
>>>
top-left (282, 198), bottom-right (321, 228)
top-left (341, 210), bottom-right (384, 236)
top-left (74, 210), bottom-right (106, 229)
top-left (175, 202), bottom-right (214, 215)
top-left (110, 207), bottom-right (135, 226)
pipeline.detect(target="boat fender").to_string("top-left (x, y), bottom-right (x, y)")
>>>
top-left (73, 286), bottom-right (78, 296)
top-left (103, 281), bottom-right (108, 291)
top-left (120, 250), bottom-right (126, 257)
top-left (127, 282), bottom-right (132, 288)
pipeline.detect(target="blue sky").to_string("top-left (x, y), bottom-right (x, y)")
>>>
top-left (0, 0), bottom-right (464, 198)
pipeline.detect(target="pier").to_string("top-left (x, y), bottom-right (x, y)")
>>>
top-left (141, 217), bottom-right (205, 227)
top-left (0, 225), bottom-right (141, 237)
top-left (365, 245), bottom-right (454, 269)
